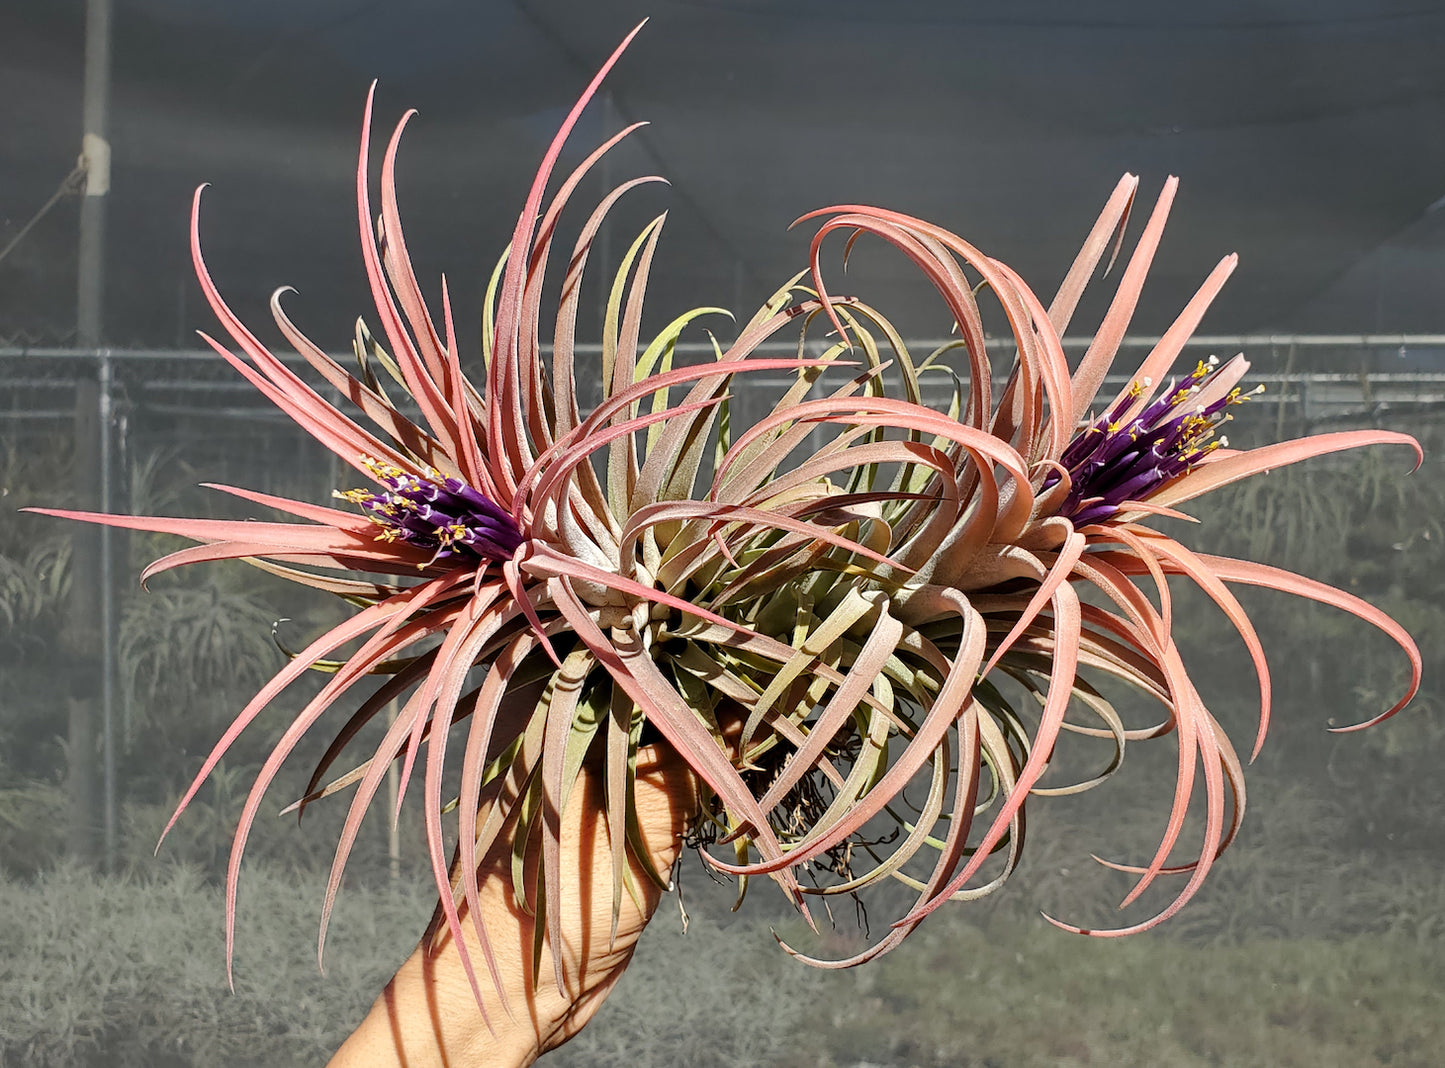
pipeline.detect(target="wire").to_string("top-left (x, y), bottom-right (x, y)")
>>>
top-left (0, 160), bottom-right (89, 269)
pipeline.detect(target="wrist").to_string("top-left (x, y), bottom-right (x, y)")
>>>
top-left (328, 943), bottom-right (541, 1068)
top-left (327, 738), bottom-right (700, 1068)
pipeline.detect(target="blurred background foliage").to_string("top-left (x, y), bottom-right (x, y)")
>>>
top-left (0, 408), bottom-right (1440, 1065)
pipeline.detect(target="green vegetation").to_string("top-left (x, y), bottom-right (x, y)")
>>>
top-left (1, 856), bottom-right (1440, 1067)
top-left (0, 861), bottom-right (818, 1068)
top-left (1, 419), bottom-right (1441, 1065)
top-left (787, 914), bottom-right (1445, 1068)
top-left (0, 861), bottom-right (425, 1067)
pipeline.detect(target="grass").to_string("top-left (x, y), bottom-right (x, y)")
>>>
top-left (789, 914), bottom-right (1445, 1068)
top-left (0, 860), bottom-right (426, 1067)
top-left (0, 859), bottom-right (819, 1068)
top-left (1, 845), bottom-right (1441, 1067)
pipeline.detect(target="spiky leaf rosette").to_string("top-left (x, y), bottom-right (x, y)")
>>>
top-left (31, 26), bottom-right (1422, 1000)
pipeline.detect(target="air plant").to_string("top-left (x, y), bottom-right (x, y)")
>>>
top-left (30, 24), bottom-right (1421, 1011)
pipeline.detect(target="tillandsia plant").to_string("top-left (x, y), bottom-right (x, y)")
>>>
top-left (32, 24), bottom-right (1422, 1012)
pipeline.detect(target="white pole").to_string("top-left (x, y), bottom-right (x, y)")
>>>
top-left (76, 0), bottom-right (115, 871)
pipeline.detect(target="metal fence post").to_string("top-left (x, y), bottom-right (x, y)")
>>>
top-left (73, 0), bottom-right (114, 871)
top-left (99, 353), bottom-right (116, 870)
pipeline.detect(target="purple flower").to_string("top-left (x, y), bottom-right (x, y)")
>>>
top-left (337, 457), bottom-right (524, 563)
top-left (1049, 356), bottom-right (1264, 524)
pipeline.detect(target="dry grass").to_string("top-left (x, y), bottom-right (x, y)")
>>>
top-left (790, 914), bottom-right (1445, 1068)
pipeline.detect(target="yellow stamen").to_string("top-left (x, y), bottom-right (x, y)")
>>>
top-left (361, 456), bottom-right (408, 481)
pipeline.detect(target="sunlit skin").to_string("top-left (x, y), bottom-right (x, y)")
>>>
top-left (328, 739), bottom-right (699, 1068)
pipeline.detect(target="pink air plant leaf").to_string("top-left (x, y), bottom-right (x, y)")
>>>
top-left (29, 22), bottom-right (1422, 1005)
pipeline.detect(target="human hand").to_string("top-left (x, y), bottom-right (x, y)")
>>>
top-left (326, 739), bottom-right (701, 1068)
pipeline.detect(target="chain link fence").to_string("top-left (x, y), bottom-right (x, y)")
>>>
top-left (2, 336), bottom-right (1441, 864)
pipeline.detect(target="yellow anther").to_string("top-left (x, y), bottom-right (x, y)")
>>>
top-left (361, 455), bottom-right (407, 480)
